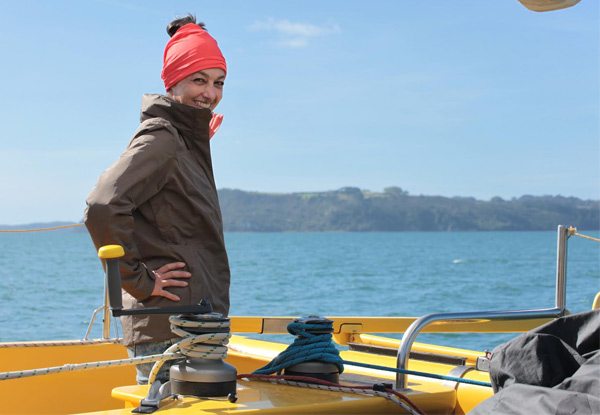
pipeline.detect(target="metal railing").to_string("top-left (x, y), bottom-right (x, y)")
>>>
top-left (395, 225), bottom-right (570, 390)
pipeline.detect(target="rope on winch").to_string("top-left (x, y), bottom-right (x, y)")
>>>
top-left (250, 319), bottom-right (492, 387)
top-left (147, 314), bottom-right (231, 384)
top-left (251, 320), bottom-right (344, 375)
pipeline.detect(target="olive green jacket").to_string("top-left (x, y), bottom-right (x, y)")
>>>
top-left (85, 94), bottom-right (230, 347)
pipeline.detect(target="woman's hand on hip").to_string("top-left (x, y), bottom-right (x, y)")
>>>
top-left (151, 262), bottom-right (191, 301)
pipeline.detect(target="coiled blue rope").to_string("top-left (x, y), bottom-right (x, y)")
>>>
top-left (252, 321), bottom-right (344, 375)
top-left (252, 319), bottom-right (492, 388)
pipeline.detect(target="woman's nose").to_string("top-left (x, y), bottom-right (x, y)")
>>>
top-left (202, 85), bottom-right (217, 100)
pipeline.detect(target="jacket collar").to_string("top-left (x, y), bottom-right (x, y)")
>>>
top-left (140, 94), bottom-right (212, 142)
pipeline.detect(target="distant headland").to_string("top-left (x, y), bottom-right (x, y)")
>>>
top-left (2, 187), bottom-right (598, 232)
top-left (218, 187), bottom-right (599, 232)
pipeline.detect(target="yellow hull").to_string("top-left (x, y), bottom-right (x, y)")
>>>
top-left (0, 341), bottom-right (134, 414)
top-left (1, 313), bottom-right (558, 414)
top-left (0, 332), bottom-right (495, 414)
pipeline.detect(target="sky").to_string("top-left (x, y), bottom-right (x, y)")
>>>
top-left (0, 0), bottom-right (598, 224)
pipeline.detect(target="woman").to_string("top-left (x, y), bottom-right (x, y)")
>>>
top-left (85, 15), bottom-right (230, 384)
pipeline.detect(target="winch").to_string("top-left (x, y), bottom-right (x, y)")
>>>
top-left (169, 312), bottom-right (237, 398)
top-left (283, 316), bottom-right (341, 383)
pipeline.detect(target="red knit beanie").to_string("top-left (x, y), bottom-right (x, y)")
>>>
top-left (161, 24), bottom-right (227, 91)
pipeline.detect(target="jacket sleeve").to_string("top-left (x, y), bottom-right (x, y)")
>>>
top-left (84, 119), bottom-right (177, 301)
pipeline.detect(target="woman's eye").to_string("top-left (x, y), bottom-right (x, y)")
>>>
top-left (215, 81), bottom-right (225, 88)
top-left (193, 78), bottom-right (206, 84)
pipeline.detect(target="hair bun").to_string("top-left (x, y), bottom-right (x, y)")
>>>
top-left (166, 14), bottom-right (206, 37)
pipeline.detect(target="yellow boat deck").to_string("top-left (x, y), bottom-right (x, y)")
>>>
top-left (0, 333), bottom-right (493, 415)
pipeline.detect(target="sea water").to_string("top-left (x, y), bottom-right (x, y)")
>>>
top-left (1, 230), bottom-right (598, 352)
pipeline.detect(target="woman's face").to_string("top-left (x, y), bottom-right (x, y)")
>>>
top-left (168, 68), bottom-right (225, 111)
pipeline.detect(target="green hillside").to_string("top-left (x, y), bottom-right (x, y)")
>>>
top-left (218, 187), bottom-right (599, 232)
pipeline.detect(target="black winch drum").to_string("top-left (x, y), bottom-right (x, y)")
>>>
top-left (170, 358), bottom-right (237, 397)
top-left (284, 360), bottom-right (340, 383)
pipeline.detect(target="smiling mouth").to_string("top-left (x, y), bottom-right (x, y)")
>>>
top-left (194, 101), bottom-right (212, 109)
